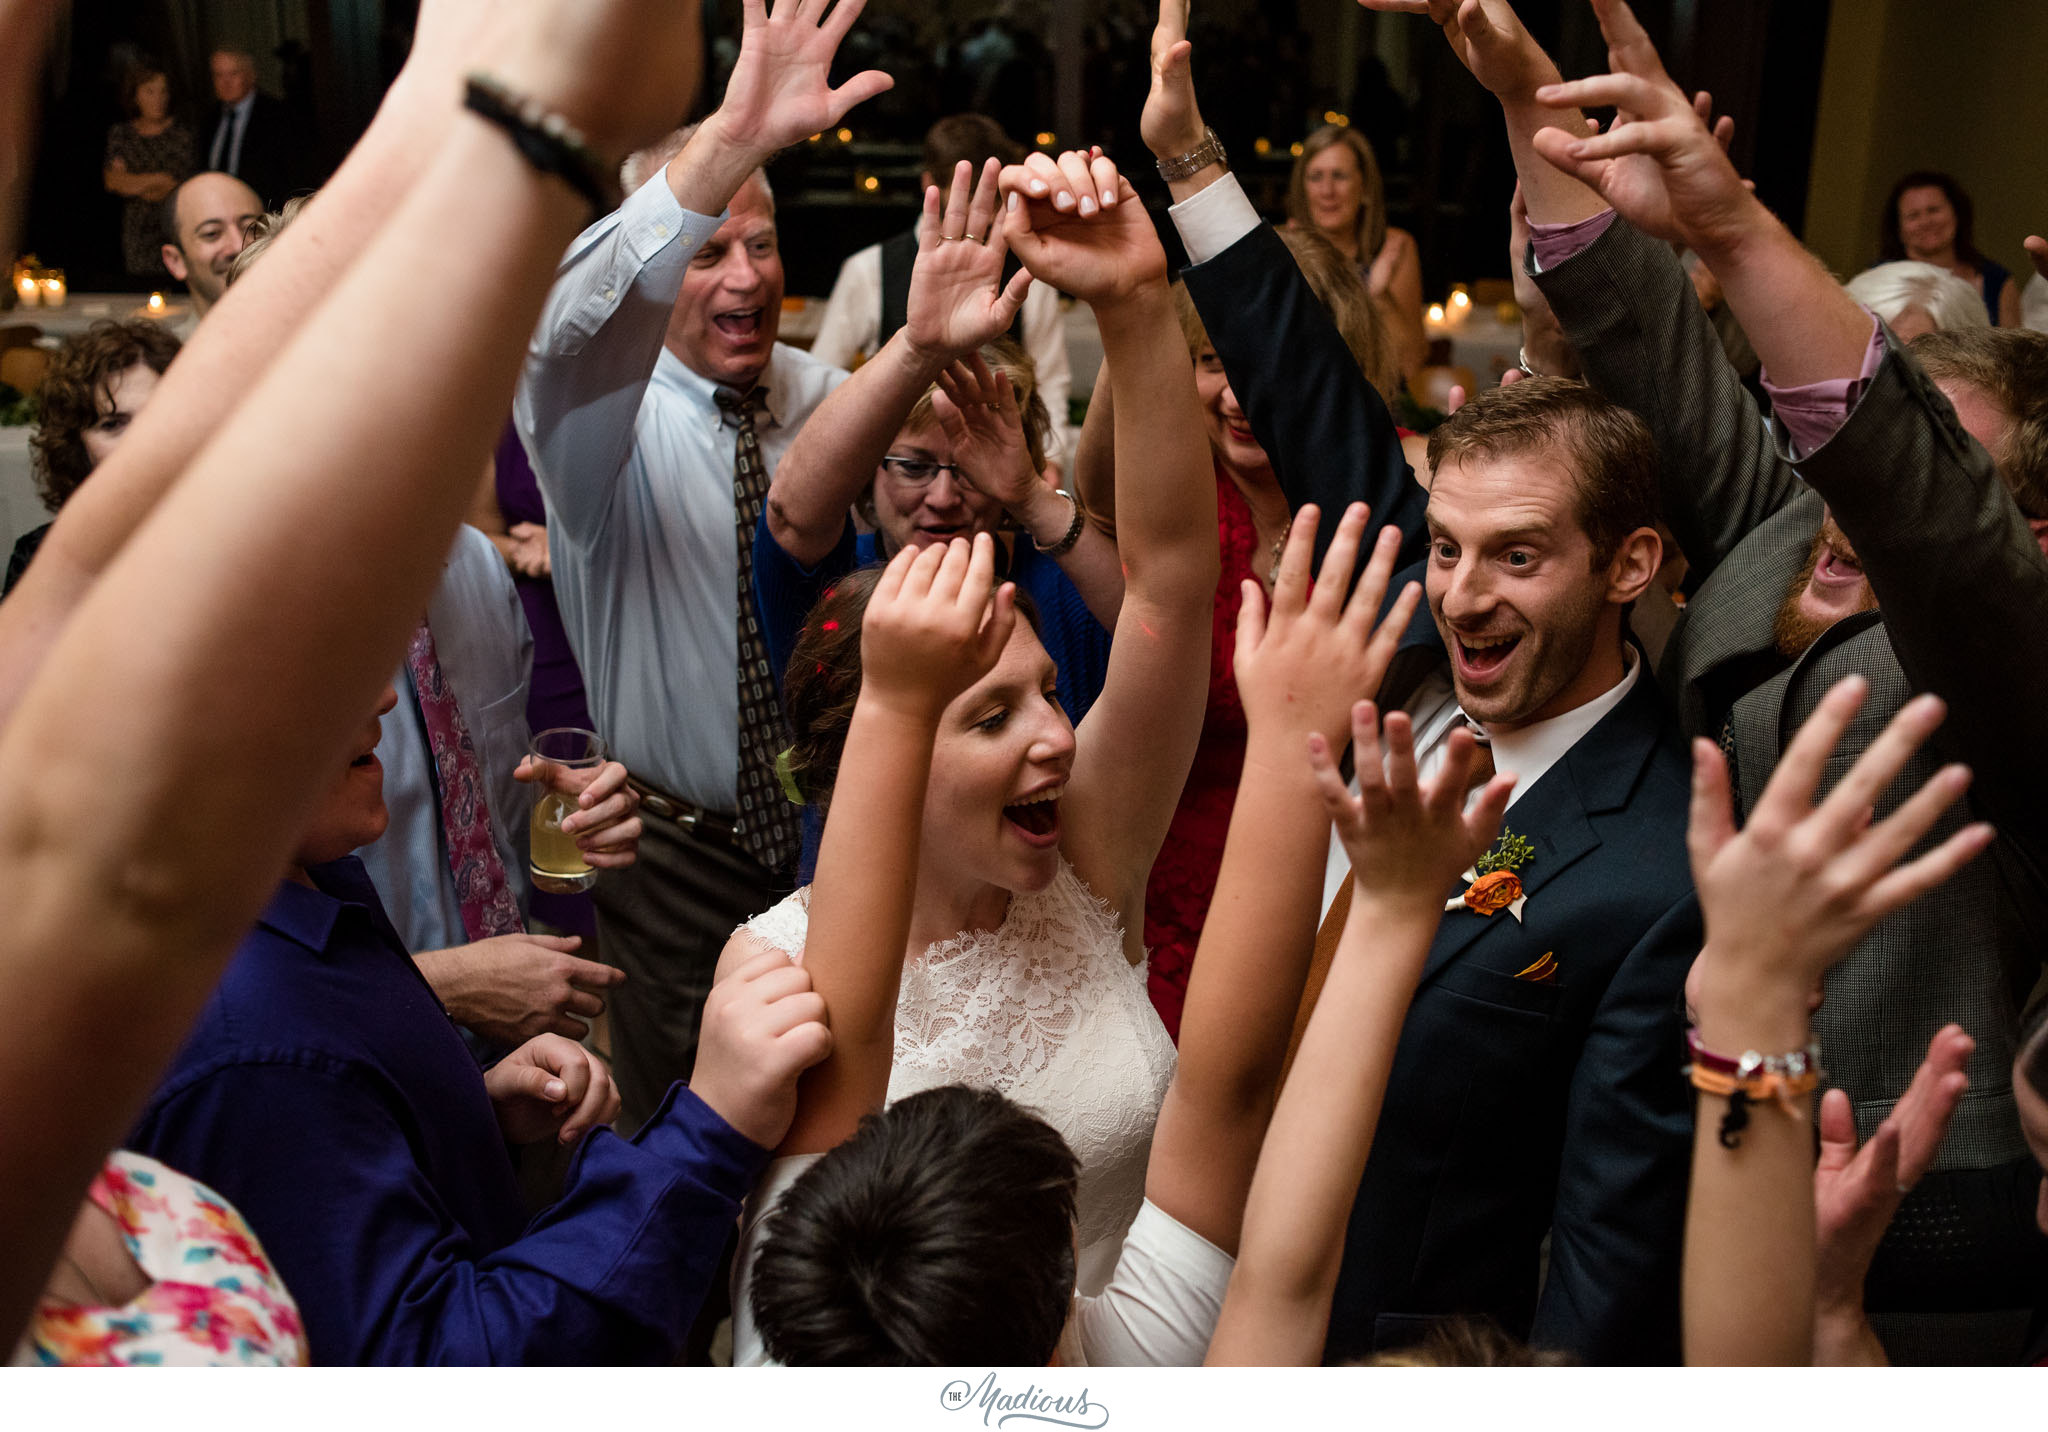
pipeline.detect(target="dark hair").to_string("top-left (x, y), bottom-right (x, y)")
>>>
top-left (1908, 326), bottom-right (2048, 519)
top-left (2018, 997), bottom-right (2048, 1105)
top-left (1879, 171), bottom-right (1987, 270)
top-left (782, 566), bottom-right (1044, 809)
top-left (29, 320), bottom-right (182, 511)
top-left (120, 61), bottom-right (168, 119)
top-left (922, 113), bottom-right (1026, 186)
top-left (1360, 1315), bottom-right (1576, 1367)
top-left (750, 1085), bottom-right (1080, 1365)
top-left (1425, 375), bottom-right (1659, 566)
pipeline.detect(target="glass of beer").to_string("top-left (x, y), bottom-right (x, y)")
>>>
top-left (529, 727), bottom-right (605, 894)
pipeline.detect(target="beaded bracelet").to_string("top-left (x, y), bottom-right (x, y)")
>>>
top-left (463, 72), bottom-right (620, 218)
top-left (1684, 1029), bottom-right (1824, 1149)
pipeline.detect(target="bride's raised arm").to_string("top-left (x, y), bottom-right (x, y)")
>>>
top-left (998, 149), bottom-right (1217, 940)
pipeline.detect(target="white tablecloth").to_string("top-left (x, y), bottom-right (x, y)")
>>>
top-left (0, 427), bottom-right (50, 556)
top-left (5, 292), bottom-right (195, 343)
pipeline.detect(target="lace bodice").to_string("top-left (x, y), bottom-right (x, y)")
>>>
top-left (742, 859), bottom-right (1177, 1293)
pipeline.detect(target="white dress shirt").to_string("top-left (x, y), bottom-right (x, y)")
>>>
top-left (808, 239), bottom-right (1077, 468)
top-left (358, 525), bottom-right (536, 954)
top-left (1320, 649), bottom-right (1642, 916)
top-left (515, 171), bottom-right (848, 808)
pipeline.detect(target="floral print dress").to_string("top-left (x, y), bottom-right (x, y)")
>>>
top-left (13, 1151), bottom-right (307, 1366)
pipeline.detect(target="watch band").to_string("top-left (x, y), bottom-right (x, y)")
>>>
top-left (1155, 126), bottom-right (1227, 184)
top-left (1040, 489), bottom-right (1087, 557)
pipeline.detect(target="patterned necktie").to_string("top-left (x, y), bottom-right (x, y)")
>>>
top-left (715, 387), bottom-right (801, 872)
top-left (406, 620), bottom-right (524, 942)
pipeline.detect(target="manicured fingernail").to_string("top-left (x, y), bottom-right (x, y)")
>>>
top-left (1078, 196), bottom-right (1096, 216)
top-left (546, 1079), bottom-right (566, 1099)
top-left (1029, 179), bottom-right (1047, 196)
top-left (1102, 189), bottom-right (1117, 206)
top-left (1055, 191), bottom-right (1075, 212)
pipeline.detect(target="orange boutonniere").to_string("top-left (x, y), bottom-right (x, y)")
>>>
top-left (1446, 829), bottom-right (1536, 921)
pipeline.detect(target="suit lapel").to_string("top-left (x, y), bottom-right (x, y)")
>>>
top-left (1418, 671), bottom-right (1667, 991)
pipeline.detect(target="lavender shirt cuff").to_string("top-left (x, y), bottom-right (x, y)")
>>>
top-left (1528, 209), bottom-right (1618, 271)
top-left (1760, 318), bottom-right (1887, 459)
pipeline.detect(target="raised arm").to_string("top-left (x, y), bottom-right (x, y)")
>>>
top-left (1682, 677), bottom-right (1990, 1364)
top-left (1001, 149), bottom-right (1219, 931)
top-left (1146, 504), bottom-right (1424, 1258)
top-left (517, 0), bottom-right (891, 539)
top-left (0, 0), bottom-right (706, 1344)
top-left (777, 537), bottom-right (1015, 1155)
top-left (764, 159), bottom-right (1031, 565)
top-left (1146, 1), bottom-right (1426, 580)
top-left (1207, 698), bottom-right (1511, 1364)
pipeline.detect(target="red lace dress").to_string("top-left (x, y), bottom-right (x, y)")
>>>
top-left (1142, 467), bottom-right (1259, 1039)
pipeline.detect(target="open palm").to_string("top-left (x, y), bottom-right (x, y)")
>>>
top-left (716, 0), bottom-right (893, 154)
top-left (905, 160), bottom-right (1032, 363)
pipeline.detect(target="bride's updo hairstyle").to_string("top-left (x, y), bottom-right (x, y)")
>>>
top-left (750, 1085), bottom-right (1079, 1364)
top-left (783, 571), bottom-right (1043, 811)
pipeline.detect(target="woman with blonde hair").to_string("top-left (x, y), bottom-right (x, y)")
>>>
top-left (1286, 123), bottom-right (1427, 377)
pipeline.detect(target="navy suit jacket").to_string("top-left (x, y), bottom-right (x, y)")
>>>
top-left (1181, 217), bottom-right (1696, 1364)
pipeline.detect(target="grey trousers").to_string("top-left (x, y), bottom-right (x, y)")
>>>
top-left (590, 810), bottom-right (787, 1132)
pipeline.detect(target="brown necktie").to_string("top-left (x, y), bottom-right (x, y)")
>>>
top-left (716, 387), bottom-right (800, 872)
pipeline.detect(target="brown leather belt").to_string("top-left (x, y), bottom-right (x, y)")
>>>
top-left (626, 775), bottom-right (738, 841)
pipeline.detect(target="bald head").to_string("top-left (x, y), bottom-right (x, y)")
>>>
top-left (161, 172), bottom-right (264, 316)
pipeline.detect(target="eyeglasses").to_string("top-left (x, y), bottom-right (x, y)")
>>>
top-left (878, 455), bottom-right (975, 488)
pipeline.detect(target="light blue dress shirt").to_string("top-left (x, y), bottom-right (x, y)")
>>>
top-left (358, 524), bottom-right (534, 955)
top-left (514, 170), bottom-right (848, 810)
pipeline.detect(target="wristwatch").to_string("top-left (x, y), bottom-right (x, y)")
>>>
top-left (1155, 126), bottom-right (1227, 184)
top-left (1040, 489), bottom-right (1087, 557)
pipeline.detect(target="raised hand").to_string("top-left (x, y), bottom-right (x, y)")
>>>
top-left (903, 159), bottom-right (1034, 367)
top-left (1000, 150), bottom-right (1167, 306)
top-left (1311, 701), bottom-right (1514, 911)
top-left (1362, 0), bottom-right (1559, 102)
top-left (1525, 0), bottom-right (1757, 253)
top-left (1813, 1024), bottom-right (1972, 1343)
top-left (930, 353), bottom-right (1040, 511)
top-left (484, 1032), bottom-right (621, 1145)
top-left (485, 0), bottom-right (714, 158)
top-left (691, 947), bottom-right (833, 1148)
top-left (1686, 676), bottom-right (1994, 1048)
top-left (860, 533), bottom-right (1017, 723)
top-left (1233, 502), bottom-right (1423, 752)
top-left (708, 0), bottom-right (892, 158)
top-left (1507, 182), bottom-right (1580, 379)
top-left (1142, 0), bottom-right (1206, 160)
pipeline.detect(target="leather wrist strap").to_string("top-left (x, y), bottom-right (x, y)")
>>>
top-left (464, 72), bottom-right (620, 218)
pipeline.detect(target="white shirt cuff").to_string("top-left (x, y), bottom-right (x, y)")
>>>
top-left (619, 166), bottom-right (725, 266)
top-left (1167, 173), bottom-right (1262, 267)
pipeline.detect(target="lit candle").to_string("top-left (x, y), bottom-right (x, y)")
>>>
top-left (1425, 302), bottom-right (1447, 336)
top-left (40, 273), bottom-right (66, 307)
top-left (1446, 285), bottom-right (1471, 327)
top-left (146, 291), bottom-right (167, 315)
top-left (13, 272), bottom-right (37, 308)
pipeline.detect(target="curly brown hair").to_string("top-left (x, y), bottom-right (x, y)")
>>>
top-left (29, 319), bottom-right (181, 512)
top-left (782, 568), bottom-right (1043, 810)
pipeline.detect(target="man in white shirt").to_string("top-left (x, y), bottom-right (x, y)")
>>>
top-left (808, 114), bottom-right (1075, 470)
top-left (513, 3), bottom-right (887, 1127)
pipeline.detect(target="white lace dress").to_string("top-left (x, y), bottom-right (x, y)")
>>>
top-left (741, 858), bottom-right (1177, 1294)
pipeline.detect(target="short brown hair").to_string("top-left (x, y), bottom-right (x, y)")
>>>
top-left (1173, 229), bottom-right (1399, 404)
top-left (1426, 376), bottom-right (1658, 565)
top-left (1286, 125), bottom-right (1387, 263)
top-left (922, 114), bottom-right (1025, 186)
top-left (29, 320), bottom-right (182, 510)
top-left (1909, 327), bottom-right (2048, 519)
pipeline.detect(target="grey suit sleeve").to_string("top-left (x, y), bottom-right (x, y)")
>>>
top-left (1529, 219), bottom-right (1802, 583)
top-left (1532, 892), bottom-right (1697, 1364)
top-left (1795, 338), bottom-right (2048, 834)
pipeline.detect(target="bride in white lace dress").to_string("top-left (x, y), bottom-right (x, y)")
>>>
top-left (717, 156), bottom-right (1216, 1294)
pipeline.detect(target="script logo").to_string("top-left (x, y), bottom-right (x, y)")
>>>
top-left (938, 1372), bottom-right (1109, 1430)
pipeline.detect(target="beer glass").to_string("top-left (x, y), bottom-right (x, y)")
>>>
top-left (528, 727), bottom-right (605, 894)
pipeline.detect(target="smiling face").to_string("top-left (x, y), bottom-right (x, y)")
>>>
top-left (666, 176), bottom-right (783, 390)
top-left (1193, 345), bottom-right (1273, 480)
top-left (1897, 185), bottom-right (1958, 263)
top-left (1303, 144), bottom-right (1365, 240)
top-left (871, 422), bottom-right (1006, 552)
top-left (924, 623), bottom-right (1075, 898)
top-left (81, 362), bottom-right (162, 469)
top-left (1426, 450), bottom-right (1641, 730)
top-left (161, 173), bottom-right (263, 313)
top-left (294, 685), bottom-right (398, 868)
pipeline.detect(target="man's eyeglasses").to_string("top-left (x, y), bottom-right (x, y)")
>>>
top-left (878, 455), bottom-right (974, 488)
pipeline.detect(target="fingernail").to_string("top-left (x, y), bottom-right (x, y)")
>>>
top-left (1101, 189), bottom-right (1117, 206)
top-left (1029, 179), bottom-right (1047, 196)
top-left (1078, 196), bottom-right (1096, 216)
top-left (546, 1079), bottom-right (566, 1099)
top-left (1055, 191), bottom-right (1075, 212)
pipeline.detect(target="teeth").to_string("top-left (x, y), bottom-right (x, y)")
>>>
top-left (1461, 635), bottom-right (1516, 651)
top-left (1011, 785), bottom-right (1064, 807)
